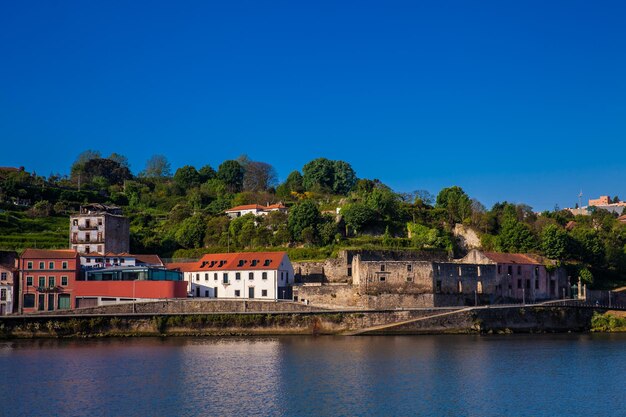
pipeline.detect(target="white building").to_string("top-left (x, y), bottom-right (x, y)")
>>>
top-left (224, 203), bottom-right (287, 219)
top-left (80, 252), bottom-right (164, 269)
top-left (0, 252), bottom-right (18, 315)
top-left (183, 252), bottom-right (294, 300)
top-left (70, 204), bottom-right (130, 255)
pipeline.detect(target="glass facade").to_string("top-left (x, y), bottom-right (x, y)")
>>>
top-left (82, 267), bottom-right (183, 282)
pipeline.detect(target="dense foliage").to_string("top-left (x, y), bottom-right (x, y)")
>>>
top-left (1, 152), bottom-right (625, 289)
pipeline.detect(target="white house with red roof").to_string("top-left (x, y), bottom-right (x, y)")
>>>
top-left (180, 252), bottom-right (294, 300)
top-left (224, 203), bottom-right (287, 219)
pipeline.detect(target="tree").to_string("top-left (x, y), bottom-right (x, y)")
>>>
top-left (284, 170), bottom-right (304, 193)
top-left (579, 267), bottom-right (593, 284)
top-left (175, 215), bottom-right (206, 248)
top-left (243, 161), bottom-right (277, 192)
top-left (198, 165), bottom-right (217, 182)
top-left (70, 150), bottom-right (102, 183)
top-left (83, 158), bottom-right (132, 186)
top-left (332, 160), bottom-right (357, 194)
top-left (497, 214), bottom-right (537, 253)
top-left (174, 165), bottom-right (201, 188)
top-left (142, 155), bottom-right (171, 178)
top-left (540, 224), bottom-right (569, 260)
top-left (108, 153), bottom-right (130, 169)
top-left (217, 160), bottom-right (244, 193)
top-left (342, 202), bottom-right (376, 235)
top-left (436, 186), bottom-right (472, 224)
top-left (288, 200), bottom-right (322, 242)
top-left (302, 158), bottom-right (335, 192)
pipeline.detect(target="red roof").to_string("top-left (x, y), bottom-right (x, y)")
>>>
top-left (482, 252), bottom-right (542, 265)
top-left (21, 249), bottom-right (79, 259)
top-left (266, 203), bottom-right (286, 210)
top-left (225, 204), bottom-right (266, 212)
top-left (194, 252), bottom-right (288, 271)
top-left (165, 261), bottom-right (200, 273)
top-left (132, 254), bottom-right (164, 266)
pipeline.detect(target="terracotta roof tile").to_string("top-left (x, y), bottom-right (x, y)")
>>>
top-left (194, 252), bottom-right (288, 271)
top-left (482, 252), bottom-right (542, 265)
top-left (21, 249), bottom-right (79, 259)
top-left (165, 261), bottom-right (200, 273)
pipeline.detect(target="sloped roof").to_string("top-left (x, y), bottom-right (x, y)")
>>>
top-left (21, 249), bottom-right (79, 259)
top-left (165, 261), bottom-right (200, 273)
top-left (132, 254), bottom-right (164, 266)
top-left (194, 252), bottom-right (288, 271)
top-left (225, 204), bottom-right (266, 212)
top-left (482, 252), bottom-right (542, 265)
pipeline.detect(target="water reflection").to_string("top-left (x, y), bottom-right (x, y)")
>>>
top-left (1, 334), bottom-right (625, 417)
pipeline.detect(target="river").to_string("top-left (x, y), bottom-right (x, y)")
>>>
top-left (1, 334), bottom-right (624, 417)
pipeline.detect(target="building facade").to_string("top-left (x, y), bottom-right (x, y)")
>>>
top-left (224, 203), bottom-right (287, 219)
top-left (69, 204), bottom-right (130, 255)
top-left (19, 249), bottom-right (80, 313)
top-left (186, 252), bottom-right (294, 300)
top-left (0, 251), bottom-right (18, 315)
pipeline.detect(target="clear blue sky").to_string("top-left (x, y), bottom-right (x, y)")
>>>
top-left (1, 1), bottom-right (624, 211)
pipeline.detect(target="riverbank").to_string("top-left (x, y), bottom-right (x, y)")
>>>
top-left (0, 305), bottom-right (618, 339)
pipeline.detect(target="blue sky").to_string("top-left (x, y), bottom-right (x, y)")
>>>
top-left (1, 1), bottom-right (624, 211)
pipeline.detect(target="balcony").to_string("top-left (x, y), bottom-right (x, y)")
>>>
top-left (71, 238), bottom-right (104, 244)
top-left (77, 225), bottom-right (100, 231)
top-left (36, 286), bottom-right (60, 293)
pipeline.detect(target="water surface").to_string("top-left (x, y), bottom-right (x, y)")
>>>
top-left (1, 334), bottom-right (624, 417)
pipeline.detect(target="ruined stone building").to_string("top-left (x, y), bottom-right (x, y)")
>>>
top-left (69, 204), bottom-right (130, 255)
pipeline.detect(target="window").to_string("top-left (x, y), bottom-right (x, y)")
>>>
top-left (48, 276), bottom-right (55, 287)
top-left (379, 276), bottom-right (386, 282)
top-left (262, 272), bottom-right (267, 280)
top-left (214, 273), bottom-right (218, 281)
top-left (436, 280), bottom-right (442, 293)
top-left (205, 273), bottom-right (208, 281)
top-left (62, 262), bottom-right (68, 269)
top-left (497, 265), bottom-right (501, 274)
top-left (205, 290), bottom-right (209, 297)
top-left (0, 289), bottom-right (6, 301)
top-left (38, 294), bottom-right (45, 311)
top-left (85, 246), bottom-right (90, 253)
top-left (535, 280), bottom-right (539, 290)
top-left (518, 266), bottom-right (522, 275)
top-left (27, 262), bottom-right (33, 269)
top-left (61, 276), bottom-right (68, 286)
top-left (97, 245), bottom-right (103, 253)
top-left (407, 264), bottom-right (412, 272)
top-left (195, 274), bottom-right (200, 282)
top-left (526, 279), bottom-right (531, 289)
top-left (49, 261), bottom-right (54, 269)
top-left (223, 273), bottom-right (229, 284)
top-left (26, 276), bottom-right (33, 286)
top-left (517, 279), bottom-right (522, 289)
top-left (0, 272), bottom-right (6, 281)
top-left (261, 290), bottom-right (268, 297)
top-left (236, 272), bottom-right (241, 280)
top-left (380, 264), bottom-right (385, 272)
top-left (85, 234), bottom-right (90, 242)
top-left (58, 294), bottom-right (70, 309)
top-left (347, 267), bottom-right (352, 277)
top-left (23, 294), bottom-right (35, 308)
top-left (507, 265), bottom-right (513, 275)
top-left (235, 290), bottom-right (241, 297)
top-left (98, 219), bottom-right (103, 226)
top-left (39, 262), bottom-right (45, 269)
top-left (249, 272), bottom-right (254, 280)
top-left (72, 219), bottom-right (78, 226)
top-left (38, 276), bottom-right (46, 287)
top-left (406, 277), bottom-right (413, 282)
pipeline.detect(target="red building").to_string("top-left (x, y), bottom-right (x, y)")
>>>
top-left (19, 249), bottom-right (80, 313)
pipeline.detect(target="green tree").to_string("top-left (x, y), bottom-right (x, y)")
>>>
top-left (497, 215), bottom-right (537, 253)
top-left (174, 165), bottom-right (201, 188)
top-left (302, 158), bottom-right (335, 192)
top-left (83, 158), bottom-right (132, 186)
top-left (579, 267), bottom-right (593, 284)
top-left (332, 160), bottom-right (357, 194)
top-left (242, 161), bottom-right (277, 192)
top-left (175, 215), bottom-right (206, 249)
top-left (217, 160), bottom-right (244, 193)
top-left (540, 224), bottom-right (569, 260)
top-left (342, 202), bottom-right (376, 235)
top-left (436, 186), bottom-right (472, 224)
top-left (288, 200), bottom-right (322, 242)
top-left (198, 165), bottom-right (217, 182)
top-left (284, 170), bottom-right (304, 193)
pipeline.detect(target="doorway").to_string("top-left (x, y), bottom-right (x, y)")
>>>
top-left (248, 287), bottom-right (255, 299)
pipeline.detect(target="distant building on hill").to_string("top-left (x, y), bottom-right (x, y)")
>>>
top-left (224, 203), bottom-right (287, 219)
top-left (69, 204), bottom-right (130, 255)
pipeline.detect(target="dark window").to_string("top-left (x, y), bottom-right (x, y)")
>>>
top-left (205, 273), bottom-right (208, 281)
top-left (61, 276), bottom-right (68, 286)
top-left (379, 276), bottom-right (386, 282)
top-left (347, 267), bottom-right (352, 277)
top-left (406, 277), bottom-right (413, 282)
top-left (381, 265), bottom-right (385, 272)
top-left (38, 276), bottom-right (45, 287)
top-left (195, 274), bottom-right (199, 282)
top-left (0, 272), bottom-right (6, 281)
top-left (214, 273), bottom-right (218, 280)
top-left (62, 262), bottom-right (68, 269)
top-left (236, 272), bottom-right (241, 280)
top-left (517, 279), bottom-right (522, 289)
top-left (235, 290), bottom-right (240, 297)
top-left (223, 273), bottom-right (229, 284)
top-left (497, 265), bottom-right (501, 274)
top-left (261, 290), bottom-right (268, 297)
top-left (526, 280), bottom-right (531, 289)
top-left (518, 266), bottom-right (522, 275)
top-left (436, 280), bottom-right (442, 293)
top-left (535, 280), bottom-right (539, 289)
top-left (49, 262), bottom-right (54, 269)
top-left (407, 264), bottom-right (412, 272)
top-left (48, 276), bottom-right (55, 287)
top-left (38, 294), bottom-right (45, 311)
top-left (27, 262), bottom-right (33, 269)
top-left (262, 272), bottom-right (267, 280)
top-left (23, 294), bottom-right (35, 308)
top-left (26, 276), bottom-right (33, 286)
top-left (249, 272), bottom-right (254, 280)
top-left (508, 265), bottom-right (513, 275)
top-left (47, 294), bottom-right (54, 311)
top-left (39, 262), bottom-right (45, 269)
top-left (0, 289), bottom-right (6, 301)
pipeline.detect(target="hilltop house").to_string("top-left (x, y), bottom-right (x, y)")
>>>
top-left (224, 203), bottom-right (287, 219)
